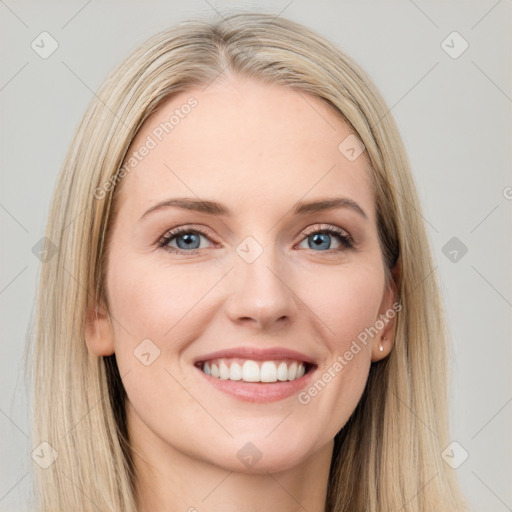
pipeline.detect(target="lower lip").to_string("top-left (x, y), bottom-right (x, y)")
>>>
top-left (195, 365), bottom-right (317, 403)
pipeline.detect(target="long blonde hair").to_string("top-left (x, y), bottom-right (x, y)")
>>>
top-left (25, 11), bottom-right (468, 511)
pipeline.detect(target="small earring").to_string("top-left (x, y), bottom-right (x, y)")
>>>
top-left (379, 343), bottom-right (384, 352)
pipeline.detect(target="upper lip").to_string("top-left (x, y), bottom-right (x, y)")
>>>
top-left (194, 347), bottom-right (317, 365)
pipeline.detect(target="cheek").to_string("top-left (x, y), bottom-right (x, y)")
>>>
top-left (104, 255), bottom-right (220, 441)
top-left (303, 260), bottom-right (385, 348)
top-left (295, 261), bottom-right (384, 440)
top-left (106, 254), bottom-right (215, 349)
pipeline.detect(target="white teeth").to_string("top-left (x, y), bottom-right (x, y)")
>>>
top-left (277, 362), bottom-right (288, 381)
top-left (242, 360), bottom-right (260, 382)
top-left (288, 361), bottom-right (297, 380)
top-left (260, 362), bottom-right (277, 382)
top-left (219, 362), bottom-right (229, 380)
top-left (229, 362), bottom-right (242, 381)
top-left (200, 358), bottom-right (309, 383)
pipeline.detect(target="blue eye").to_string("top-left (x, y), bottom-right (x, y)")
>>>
top-left (158, 225), bottom-right (354, 255)
top-left (298, 227), bottom-right (354, 252)
top-left (173, 232), bottom-right (201, 250)
top-left (158, 228), bottom-right (211, 253)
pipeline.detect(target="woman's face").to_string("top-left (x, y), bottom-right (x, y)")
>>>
top-left (88, 77), bottom-right (396, 473)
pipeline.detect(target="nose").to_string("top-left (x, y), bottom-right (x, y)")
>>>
top-left (224, 249), bottom-right (298, 331)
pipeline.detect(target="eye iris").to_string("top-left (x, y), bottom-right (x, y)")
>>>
top-left (176, 232), bottom-right (200, 250)
top-left (309, 233), bottom-right (331, 250)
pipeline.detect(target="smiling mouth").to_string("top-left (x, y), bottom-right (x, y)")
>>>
top-left (195, 358), bottom-right (315, 383)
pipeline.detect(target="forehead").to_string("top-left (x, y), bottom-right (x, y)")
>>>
top-left (115, 77), bottom-right (375, 221)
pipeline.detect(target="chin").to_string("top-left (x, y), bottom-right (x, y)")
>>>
top-left (196, 435), bottom-right (319, 475)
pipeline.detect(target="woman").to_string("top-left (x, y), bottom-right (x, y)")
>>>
top-left (26, 11), bottom-right (468, 512)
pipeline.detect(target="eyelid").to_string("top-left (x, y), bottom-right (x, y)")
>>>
top-left (300, 223), bottom-right (351, 239)
top-left (159, 224), bottom-right (216, 240)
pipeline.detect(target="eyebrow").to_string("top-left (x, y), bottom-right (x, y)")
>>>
top-left (138, 196), bottom-right (368, 221)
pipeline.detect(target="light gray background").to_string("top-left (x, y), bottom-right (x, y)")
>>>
top-left (1, 1), bottom-right (511, 511)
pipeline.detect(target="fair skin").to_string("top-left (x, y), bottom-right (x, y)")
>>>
top-left (86, 76), bottom-right (397, 512)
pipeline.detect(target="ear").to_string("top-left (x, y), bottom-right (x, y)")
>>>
top-left (84, 299), bottom-right (115, 357)
top-left (371, 262), bottom-right (400, 362)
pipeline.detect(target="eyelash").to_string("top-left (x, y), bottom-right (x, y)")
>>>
top-left (157, 224), bottom-right (355, 256)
